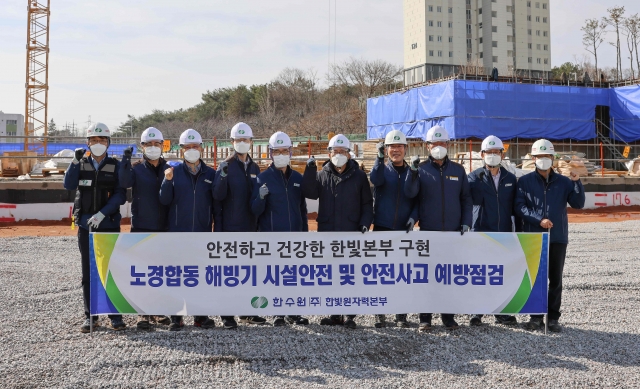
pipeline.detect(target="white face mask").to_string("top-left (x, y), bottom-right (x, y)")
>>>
top-left (273, 155), bottom-right (290, 168)
top-left (184, 149), bottom-right (200, 163)
top-left (234, 141), bottom-right (251, 154)
top-left (430, 146), bottom-right (447, 160)
top-left (144, 146), bottom-right (162, 160)
top-left (484, 154), bottom-right (502, 167)
top-left (535, 157), bottom-right (553, 171)
top-left (89, 144), bottom-right (107, 157)
top-left (331, 154), bottom-right (348, 168)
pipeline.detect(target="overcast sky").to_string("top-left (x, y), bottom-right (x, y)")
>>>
top-left (0, 0), bottom-right (638, 132)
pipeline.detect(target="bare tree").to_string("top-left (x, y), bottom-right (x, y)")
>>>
top-left (625, 14), bottom-right (640, 78)
top-left (581, 18), bottom-right (608, 80)
top-left (329, 57), bottom-right (402, 106)
top-left (604, 6), bottom-right (626, 81)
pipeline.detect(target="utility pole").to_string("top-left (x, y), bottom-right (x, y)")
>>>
top-left (24, 0), bottom-right (51, 154)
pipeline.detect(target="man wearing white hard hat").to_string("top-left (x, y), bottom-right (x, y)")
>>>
top-left (64, 122), bottom-right (127, 333)
top-left (404, 124), bottom-right (472, 331)
top-left (302, 133), bottom-right (373, 329)
top-left (159, 128), bottom-right (217, 331)
top-left (213, 122), bottom-right (266, 328)
top-left (119, 127), bottom-right (171, 330)
top-left (251, 131), bottom-right (310, 327)
top-left (515, 139), bottom-right (585, 333)
top-left (467, 135), bottom-right (520, 327)
top-left (369, 130), bottom-right (418, 328)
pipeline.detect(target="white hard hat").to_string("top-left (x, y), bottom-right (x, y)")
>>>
top-left (425, 125), bottom-right (449, 142)
top-left (179, 129), bottom-right (203, 145)
top-left (86, 122), bottom-right (111, 138)
top-left (328, 134), bottom-right (350, 150)
top-left (268, 131), bottom-right (292, 149)
top-left (141, 127), bottom-right (163, 143)
top-left (531, 139), bottom-right (555, 156)
top-left (384, 130), bottom-right (407, 145)
top-left (481, 135), bottom-right (504, 151)
top-left (230, 122), bottom-right (253, 139)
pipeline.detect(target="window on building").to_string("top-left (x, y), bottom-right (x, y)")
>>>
top-left (437, 21), bottom-right (442, 27)
top-left (507, 50), bottom-right (514, 57)
top-left (528, 43), bottom-right (532, 49)
top-left (536, 16), bottom-right (540, 22)
top-left (467, 38), bottom-right (472, 48)
top-left (493, 56), bottom-right (498, 62)
top-left (7, 120), bottom-right (17, 125)
top-left (528, 29), bottom-right (532, 35)
top-left (448, 7), bottom-right (452, 13)
top-left (507, 6), bottom-right (513, 12)
top-left (429, 50), bottom-right (434, 56)
top-left (466, 0), bottom-right (471, 5)
top-left (536, 2), bottom-right (540, 8)
top-left (492, 26), bottom-right (497, 32)
top-left (492, 41), bottom-right (498, 47)
top-left (429, 5), bottom-right (433, 11)
top-left (536, 44), bottom-right (541, 50)
top-left (467, 53), bottom-right (472, 61)
top-left (429, 35), bottom-right (434, 41)
top-left (467, 24), bottom-right (472, 34)
top-left (544, 58), bottom-right (548, 64)
top-left (429, 20), bottom-right (434, 26)
top-left (536, 30), bottom-right (540, 36)
top-left (479, 37), bottom-right (483, 43)
top-left (543, 17), bottom-right (547, 23)
top-left (479, 22), bottom-right (483, 28)
top-left (543, 31), bottom-right (548, 37)
top-left (527, 15), bottom-right (531, 21)
top-left (467, 9), bottom-right (472, 19)
top-left (480, 52), bottom-right (484, 58)
top-left (438, 50), bottom-right (443, 57)
top-left (544, 44), bottom-right (548, 50)
top-left (449, 36), bottom-right (453, 42)
top-left (449, 22), bottom-right (453, 28)
top-left (537, 58), bottom-right (541, 64)
top-left (437, 6), bottom-right (442, 12)
top-left (449, 51), bottom-right (453, 57)
top-left (528, 57), bottom-right (532, 63)
top-left (507, 35), bottom-right (514, 42)
top-left (507, 20), bottom-right (512, 26)
top-left (543, 3), bottom-right (547, 9)
top-left (492, 11), bottom-right (497, 17)
top-left (527, 1), bottom-right (531, 7)
top-left (438, 36), bottom-right (442, 42)
top-left (479, 8), bottom-right (482, 14)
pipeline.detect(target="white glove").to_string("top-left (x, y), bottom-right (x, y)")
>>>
top-left (259, 184), bottom-right (269, 199)
top-left (87, 212), bottom-right (105, 229)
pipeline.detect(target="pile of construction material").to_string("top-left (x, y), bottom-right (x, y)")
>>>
top-left (626, 158), bottom-right (640, 176)
top-left (556, 154), bottom-right (593, 177)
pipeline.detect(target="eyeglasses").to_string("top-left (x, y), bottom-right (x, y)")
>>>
top-left (330, 148), bottom-right (350, 156)
top-left (271, 149), bottom-right (290, 156)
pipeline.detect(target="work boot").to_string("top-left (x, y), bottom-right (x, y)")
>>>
top-left (418, 313), bottom-right (432, 332)
top-left (548, 319), bottom-right (562, 333)
top-left (169, 316), bottom-right (184, 332)
top-left (444, 318), bottom-right (460, 330)
top-left (285, 315), bottom-right (309, 325)
top-left (136, 315), bottom-right (151, 330)
top-left (320, 315), bottom-right (344, 326)
top-left (495, 315), bottom-right (518, 326)
top-left (238, 316), bottom-right (267, 325)
top-left (193, 316), bottom-right (216, 329)
top-left (469, 315), bottom-right (483, 326)
top-left (344, 318), bottom-right (357, 329)
top-left (374, 315), bottom-right (386, 328)
top-left (524, 317), bottom-right (544, 331)
top-left (273, 317), bottom-right (287, 327)
top-left (110, 317), bottom-right (126, 331)
top-left (395, 314), bottom-right (410, 328)
top-left (154, 315), bottom-right (171, 325)
top-left (80, 317), bottom-right (99, 333)
top-left (221, 317), bottom-right (238, 329)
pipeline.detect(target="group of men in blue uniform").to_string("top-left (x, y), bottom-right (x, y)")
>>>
top-left (65, 121), bottom-right (584, 334)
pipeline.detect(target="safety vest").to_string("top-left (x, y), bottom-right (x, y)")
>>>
top-left (73, 157), bottom-right (119, 219)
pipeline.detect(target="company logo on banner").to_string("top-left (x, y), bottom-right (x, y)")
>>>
top-left (89, 231), bottom-right (548, 316)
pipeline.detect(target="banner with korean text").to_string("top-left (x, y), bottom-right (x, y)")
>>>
top-left (90, 231), bottom-right (548, 316)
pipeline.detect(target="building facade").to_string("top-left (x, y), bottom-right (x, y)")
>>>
top-left (0, 111), bottom-right (25, 143)
top-left (404, 0), bottom-right (551, 85)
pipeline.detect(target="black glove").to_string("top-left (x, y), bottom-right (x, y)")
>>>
top-left (359, 225), bottom-right (369, 234)
top-left (405, 218), bottom-right (415, 233)
top-left (307, 156), bottom-right (317, 168)
top-left (410, 155), bottom-right (420, 171)
top-left (74, 148), bottom-right (86, 162)
top-left (123, 146), bottom-right (133, 158)
top-left (218, 161), bottom-right (229, 177)
top-left (376, 142), bottom-right (385, 159)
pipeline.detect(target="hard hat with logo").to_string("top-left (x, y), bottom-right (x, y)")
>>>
top-left (531, 139), bottom-right (555, 155)
top-left (230, 122), bottom-right (253, 139)
top-left (268, 131), bottom-right (292, 149)
top-left (86, 122), bottom-right (111, 138)
top-left (179, 129), bottom-right (203, 145)
top-left (328, 134), bottom-right (350, 150)
top-left (384, 130), bottom-right (407, 145)
top-left (141, 127), bottom-right (164, 143)
top-left (481, 135), bottom-right (504, 151)
top-left (425, 125), bottom-right (450, 143)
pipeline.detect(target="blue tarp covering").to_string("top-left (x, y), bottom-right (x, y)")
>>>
top-left (367, 80), bottom-right (640, 141)
top-left (0, 143), bottom-right (136, 156)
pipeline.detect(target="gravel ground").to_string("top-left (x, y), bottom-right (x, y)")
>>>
top-left (1, 221), bottom-right (639, 388)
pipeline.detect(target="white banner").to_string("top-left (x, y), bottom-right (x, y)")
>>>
top-left (90, 231), bottom-right (548, 316)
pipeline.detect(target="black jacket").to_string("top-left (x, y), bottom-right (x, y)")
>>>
top-left (213, 153), bottom-right (260, 232)
top-left (302, 159), bottom-right (373, 232)
top-left (119, 156), bottom-right (169, 231)
top-left (468, 166), bottom-right (521, 232)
